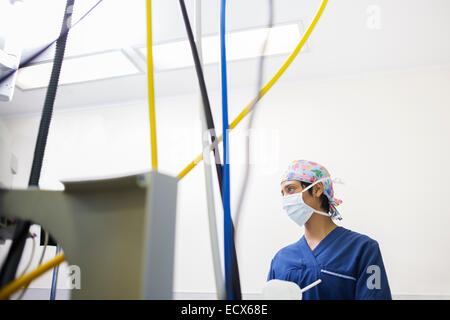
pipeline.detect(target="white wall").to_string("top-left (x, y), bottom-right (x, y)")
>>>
top-left (0, 118), bottom-right (13, 188)
top-left (1, 66), bottom-right (450, 298)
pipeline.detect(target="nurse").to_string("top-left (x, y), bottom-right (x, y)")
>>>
top-left (267, 160), bottom-right (392, 300)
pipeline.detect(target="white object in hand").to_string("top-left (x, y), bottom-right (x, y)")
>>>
top-left (262, 279), bottom-right (322, 300)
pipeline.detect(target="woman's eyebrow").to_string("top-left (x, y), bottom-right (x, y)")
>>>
top-left (284, 183), bottom-right (298, 189)
top-left (281, 183), bottom-right (296, 194)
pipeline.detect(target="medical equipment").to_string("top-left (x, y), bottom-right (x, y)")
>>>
top-left (262, 279), bottom-right (322, 300)
top-left (0, 172), bottom-right (178, 299)
top-left (0, 0), bottom-right (329, 300)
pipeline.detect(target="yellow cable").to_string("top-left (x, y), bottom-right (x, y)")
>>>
top-left (147, 0), bottom-right (158, 170)
top-left (177, 0), bottom-right (328, 180)
top-left (0, 253), bottom-right (66, 300)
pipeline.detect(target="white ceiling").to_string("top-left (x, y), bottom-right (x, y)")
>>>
top-left (1, 0), bottom-right (450, 116)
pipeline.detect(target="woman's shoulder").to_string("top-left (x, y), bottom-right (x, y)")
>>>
top-left (272, 237), bottom-right (303, 261)
top-left (339, 226), bottom-right (380, 249)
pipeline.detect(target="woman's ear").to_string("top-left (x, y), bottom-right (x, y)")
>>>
top-left (312, 183), bottom-right (325, 198)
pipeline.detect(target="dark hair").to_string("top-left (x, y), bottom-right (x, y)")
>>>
top-left (300, 181), bottom-right (330, 213)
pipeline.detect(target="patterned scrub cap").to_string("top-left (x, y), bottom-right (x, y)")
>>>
top-left (281, 160), bottom-right (343, 220)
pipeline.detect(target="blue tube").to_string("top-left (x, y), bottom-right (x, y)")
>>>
top-left (49, 244), bottom-right (61, 300)
top-left (220, 0), bottom-right (233, 300)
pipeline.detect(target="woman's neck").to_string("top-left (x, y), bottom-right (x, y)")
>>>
top-left (304, 214), bottom-right (337, 249)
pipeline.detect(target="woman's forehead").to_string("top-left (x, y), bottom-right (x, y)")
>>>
top-left (281, 180), bottom-right (301, 188)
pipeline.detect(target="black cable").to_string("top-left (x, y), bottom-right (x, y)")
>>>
top-left (29, 0), bottom-right (73, 187)
top-left (0, 221), bottom-right (31, 287)
top-left (178, 0), bottom-right (242, 300)
top-left (178, 0), bottom-right (223, 191)
top-left (0, 0), bottom-right (75, 291)
top-left (41, 0), bottom-right (74, 300)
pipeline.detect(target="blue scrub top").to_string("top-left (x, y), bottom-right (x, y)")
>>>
top-left (267, 226), bottom-right (392, 300)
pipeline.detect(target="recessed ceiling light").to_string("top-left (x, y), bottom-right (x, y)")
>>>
top-left (16, 50), bottom-right (141, 90)
top-left (140, 23), bottom-right (303, 71)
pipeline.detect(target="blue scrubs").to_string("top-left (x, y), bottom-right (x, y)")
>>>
top-left (267, 226), bottom-right (392, 300)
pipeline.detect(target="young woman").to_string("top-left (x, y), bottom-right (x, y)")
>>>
top-left (267, 160), bottom-right (392, 299)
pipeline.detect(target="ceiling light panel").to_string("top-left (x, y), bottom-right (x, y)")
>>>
top-left (16, 50), bottom-right (141, 90)
top-left (140, 23), bottom-right (302, 71)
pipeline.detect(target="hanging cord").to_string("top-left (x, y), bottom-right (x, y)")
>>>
top-left (146, 0), bottom-right (158, 170)
top-left (0, 254), bottom-right (65, 300)
top-left (178, 0), bottom-right (242, 300)
top-left (28, 0), bottom-right (73, 186)
top-left (194, 0), bottom-right (225, 300)
top-left (178, 0), bottom-right (223, 191)
top-left (49, 245), bottom-right (62, 300)
top-left (40, 0), bottom-right (74, 300)
top-left (177, 0), bottom-right (329, 180)
top-left (0, 221), bottom-right (32, 287)
top-left (220, 0), bottom-right (238, 300)
top-left (234, 0), bottom-right (273, 236)
top-left (17, 229), bottom-right (48, 300)
top-left (13, 232), bottom-right (36, 300)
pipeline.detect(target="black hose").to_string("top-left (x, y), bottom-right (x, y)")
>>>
top-left (0, 221), bottom-right (31, 287)
top-left (178, 0), bottom-right (223, 190)
top-left (178, 0), bottom-right (242, 300)
top-left (29, 0), bottom-right (73, 186)
top-left (0, 0), bottom-right (74, 290)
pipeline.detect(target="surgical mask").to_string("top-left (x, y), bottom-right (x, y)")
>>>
top-left (282, 178), bottom-right (331, 227)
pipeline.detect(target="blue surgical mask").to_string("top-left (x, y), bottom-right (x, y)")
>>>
top-left (282, 179), bottom-right (331, 227)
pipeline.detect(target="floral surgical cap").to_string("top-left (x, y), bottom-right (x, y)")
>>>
top-left (281, 160), bottom-right (343, 220)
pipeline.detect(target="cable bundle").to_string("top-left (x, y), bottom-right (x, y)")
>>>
top-left (178, 0), bottom-right (242, 300)
top-left (178, 0), bottom-right (329, 300)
